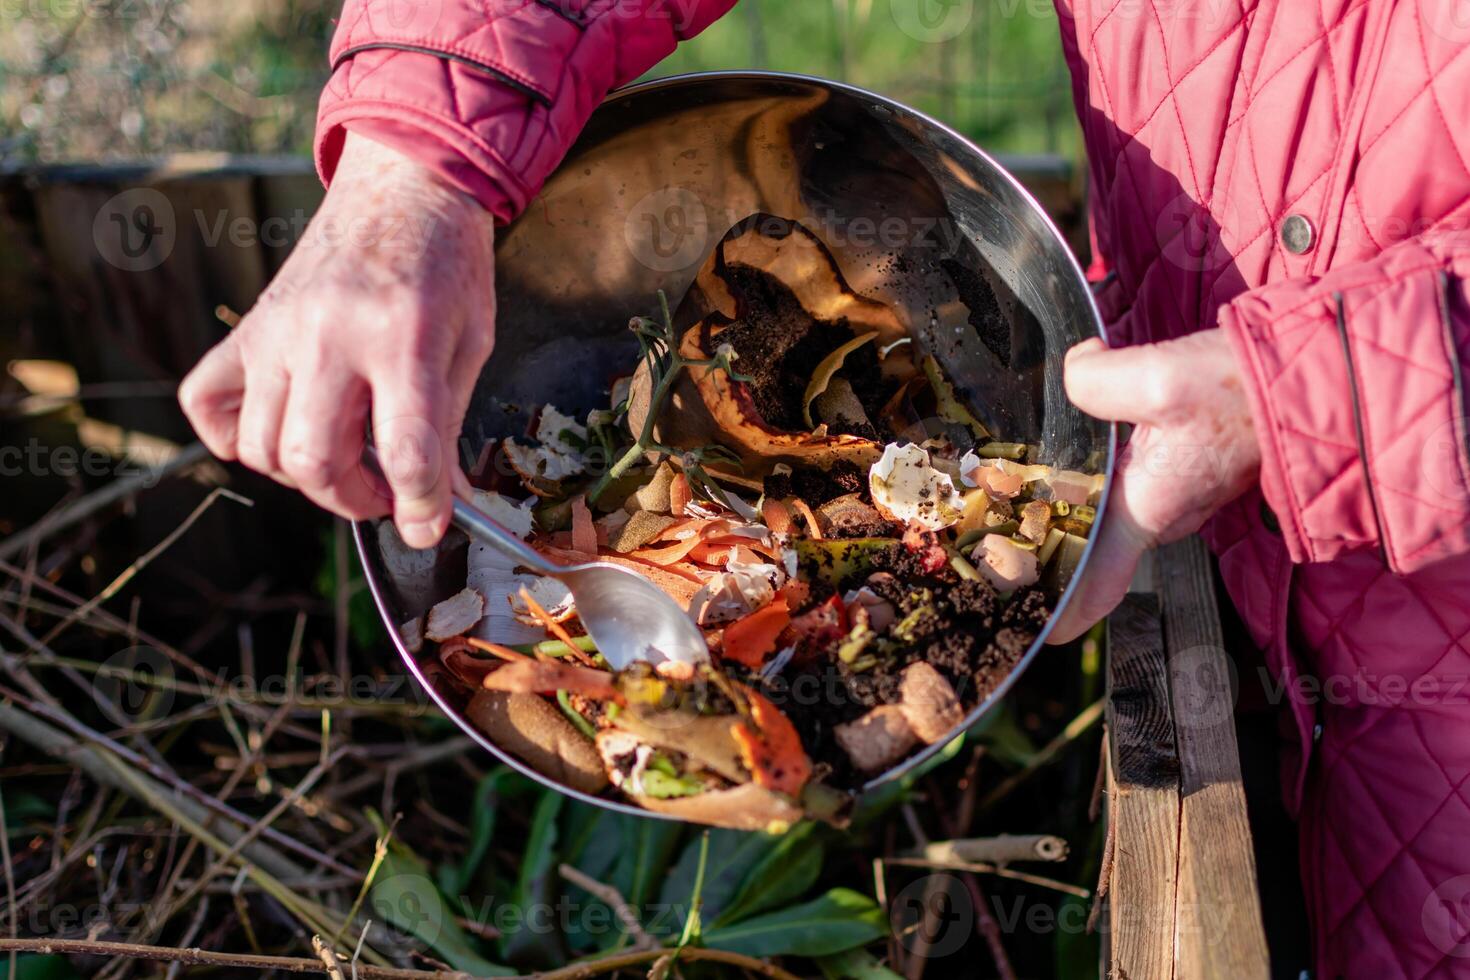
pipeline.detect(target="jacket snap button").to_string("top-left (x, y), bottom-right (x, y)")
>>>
top-left (1281, 214), bottom-right (1315, 254)
top-left (1313, 723), bottom-right (1323, 742)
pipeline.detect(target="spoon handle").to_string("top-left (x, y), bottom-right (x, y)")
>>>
top-left (449, 496), bottom-right (561, 575)
top-left (359, 446), bottom-right (561, 575)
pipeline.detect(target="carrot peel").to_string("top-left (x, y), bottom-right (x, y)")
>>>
top-left (720, 596), bottom-right (791, 669)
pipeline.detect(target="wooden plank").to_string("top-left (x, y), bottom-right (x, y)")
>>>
top-left (27, 164), bottom-right (274, 577)
top-left (1156, 536), bottom-right (1270, 980)
top-left (1105, 593), bottom-right (1178, 980)
top-left (255, 170), bottom-right (324, 274)
top-left (30, 172), bottom-right (268, 439)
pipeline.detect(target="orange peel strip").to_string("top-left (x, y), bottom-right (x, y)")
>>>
top-left (518, 585), bottom-right (595, 665)
top-left (788, 497), bottom-right (824, 540)
top-left (761, 498), bottom-right (793, 535)
top-left (720, 595), bottom-right (790, 670)
top-left (732, 687), bottom-right (811, 797)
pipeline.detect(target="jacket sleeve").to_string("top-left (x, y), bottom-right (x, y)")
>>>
top-left (314, 0), bottom-right (737, 223)
top-left (1218, 234), bottom-right (1470, 575)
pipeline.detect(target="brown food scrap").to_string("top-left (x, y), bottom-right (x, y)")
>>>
top-left (438, 641), bottom-right (501, 688)
top-left (607, 511), bottom-right (680, 553)
top-left (669, 472), bottom-right (693, 515)
top-left (638, 782), bottom-right (806, 833)
top-left (762, 497), bottom-right (794, 535)
top-left (481, 658), bottom-right (619, 701)
top-left (626, 461), bottom-right (676, 514)
top-left (1019, 500), bottom-right (1052, 545)
top-left (789, 497), bottom-right (824, 540)
top-left (398, 617), bottom-right (424, 654)
top-left (465, 690), bottom-right (607, 795)
top-left (898, 662), bottom-right (965, 744)
top-left (636, 216), bottom-right (910, 476)
top-left (834, 705), bottom-right (918, 773)
top-left (811, 376), bottom-right (876, 439)
top-left (815, 493), bottom-right (897, 539)
top-left (570, 495), bottom-right (597, 555)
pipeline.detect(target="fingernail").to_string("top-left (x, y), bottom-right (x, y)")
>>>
top-left (401, 520), bottom-right (440, 549)
top-left (1066, 338), bottom-right (1103, 363)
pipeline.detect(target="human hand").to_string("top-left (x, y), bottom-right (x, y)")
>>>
top-left (1048, 328), bottom-right (1262, 643)
top-left (179, 132), bottom-right (496, 548)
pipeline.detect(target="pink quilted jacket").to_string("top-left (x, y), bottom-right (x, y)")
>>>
top-left (316, 2), bottom-right (1470, 975)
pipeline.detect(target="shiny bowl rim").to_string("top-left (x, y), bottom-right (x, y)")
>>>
top-left (355, 68), bottom-right (1117, 820)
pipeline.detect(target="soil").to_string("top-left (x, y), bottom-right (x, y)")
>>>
top-left (761, 459), bottom-right (867, 507)
top-left (717, 264), bottom-right (894, 436)
top-left (761, 546), bottom-right (1051, 789)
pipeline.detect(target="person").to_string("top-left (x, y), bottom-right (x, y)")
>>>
top-left (179, 2), bottom-right (1470, 975)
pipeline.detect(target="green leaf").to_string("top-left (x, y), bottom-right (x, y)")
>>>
top-left (3, 790), bottom-right (54, 837)
top-left (559, 800), bottom-right (612, 867)
top-left (713, 823), bottom-right (823, 926)
top-left (10, 956), bottom-right (82, 980)
top-left (499, 791), bottom-right (564, 965)
top-left (436, 767), bottom-right (537, 899)
top-left (816, 948), bottom-right (905, 980)
top-left (560, 810), bottom-right (635, 953)
top-left (702, 888), bottom-right (887, 958)
top-left (658, 829), bottom-right (782, 935)
top-left (368, 827), bottom-right (512, 977)
top-left (602, 817), bottom-right (682, 950)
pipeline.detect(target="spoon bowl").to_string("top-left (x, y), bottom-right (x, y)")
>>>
top-left (448, 496), bottom-right (710, 671)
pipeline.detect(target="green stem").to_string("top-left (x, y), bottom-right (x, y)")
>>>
top-left (588, 347), bottom-right (686, 505)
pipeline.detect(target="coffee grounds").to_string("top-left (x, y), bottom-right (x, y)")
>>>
top-left (718, 265), bottom-right (894, 436)
top-left (762, 459), bottom-right (867, 507)
top-left (763, 550), bottom-right (1051, 788)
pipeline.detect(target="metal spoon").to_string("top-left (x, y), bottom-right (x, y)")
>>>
top-left (363, 448), bottom-right (709, 670)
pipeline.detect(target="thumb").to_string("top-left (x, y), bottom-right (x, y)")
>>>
top-left (1064, 338), bottom-right (1162, 424)
top-left (371, 369), bottom-right (453, 549)
top-left (1046, 449), bottom-right (1153, 644)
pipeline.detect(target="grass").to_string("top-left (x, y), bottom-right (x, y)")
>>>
top-left (0, 411), bottom-right (1108, 978)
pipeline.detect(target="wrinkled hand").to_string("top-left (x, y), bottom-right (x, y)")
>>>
top-left (1048, 328), bottom-right (1261, 643)
top-left (179, 132), bottom-right (496, 548)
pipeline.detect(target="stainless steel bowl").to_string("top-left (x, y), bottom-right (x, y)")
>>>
top-left (355, 71), bottom-right (1114, 818)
